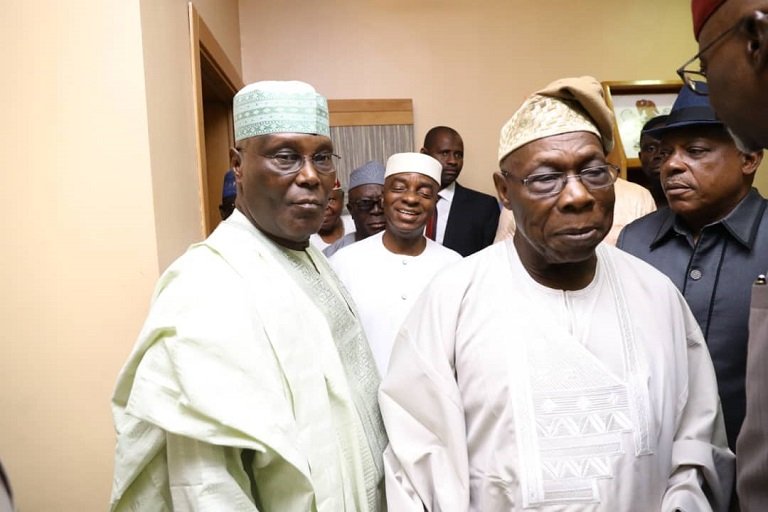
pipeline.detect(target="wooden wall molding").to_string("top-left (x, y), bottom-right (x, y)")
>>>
top-left (328, 99), bottom-right (413, 127)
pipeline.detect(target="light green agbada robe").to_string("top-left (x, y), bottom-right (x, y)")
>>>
top-left (110, 210), bottom-right (387, 511)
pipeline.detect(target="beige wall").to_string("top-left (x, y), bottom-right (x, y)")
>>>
top-left (1, 1), bottom-right (765, 510)
top-left (0, 0), bottom-right (240, 510)
top-left (239, 0), bottom-right (768, 194)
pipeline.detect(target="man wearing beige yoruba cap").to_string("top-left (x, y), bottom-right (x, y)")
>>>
top-left (380, 76), bottom-right (734, 511)
top-left (330, 153), bottom-right (461, 376)
top-left (110, 81), bottom-right (386, 511)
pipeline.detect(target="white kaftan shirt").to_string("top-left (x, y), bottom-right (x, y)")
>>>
top-left (380, 240), bottom-right (734, 512)
top-left (330, 231), bottom-right (461, 375)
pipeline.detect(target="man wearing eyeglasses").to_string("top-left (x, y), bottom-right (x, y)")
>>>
top-left (330, 153), bottom-right (461, 376)
top-left (323, 160), bottom-right (386, 258)
top-left (682, 0), bottom-right (768, 153)
top-left (617, 86), bottom-right (765, 461)
top-left (493, 174), bottom-right (656, 246)
top-left (110, 81), bottom-right (387, 511)
top-left (379, 76), bottom-right (733, 511)
top-left (686, 3), bottom-right (768, 510)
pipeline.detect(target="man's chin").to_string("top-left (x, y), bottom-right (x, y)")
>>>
top-left (441, 170), bottom-right (459, 187)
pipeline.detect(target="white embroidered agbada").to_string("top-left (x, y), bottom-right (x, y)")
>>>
top-left (330, 231), bottom-right (461, 375)
top-left (111, 210), bottom-right (387, 511)
top-left (379, 240), bottom-right (734, 512)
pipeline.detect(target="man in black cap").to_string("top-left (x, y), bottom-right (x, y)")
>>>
top-left (618, 86), bottom-right (766, 457)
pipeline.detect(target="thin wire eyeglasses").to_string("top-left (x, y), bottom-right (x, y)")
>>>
top-left (237, 149), bottom-right (340, 175)
top-left (501, 164), bottom-right (619, 197)
top-left (677, 15), bottom-right (748, 95)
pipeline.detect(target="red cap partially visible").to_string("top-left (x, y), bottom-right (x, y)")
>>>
top-left (692, 0), bottom-right (728, 40)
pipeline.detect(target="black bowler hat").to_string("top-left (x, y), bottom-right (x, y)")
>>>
top-left (646, 83), bottom-right (722, 137)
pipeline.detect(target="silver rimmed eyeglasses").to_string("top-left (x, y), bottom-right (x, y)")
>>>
top-left (502, 164), bottom-right (619, 197)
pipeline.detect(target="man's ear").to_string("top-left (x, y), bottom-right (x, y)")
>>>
top-left (230, 147), bottom-right (243, 179)
top-left (745, 10), bottom-right (768, 70)
top-left (741, 149), bottom-right (764, 176)
top-left (419, 147), bottom-right (428, 155)
top-left (493, 171), bottom-right (512, 209)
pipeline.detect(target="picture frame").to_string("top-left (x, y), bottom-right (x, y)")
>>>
top-left (602, 80), bottom-right (682, 172)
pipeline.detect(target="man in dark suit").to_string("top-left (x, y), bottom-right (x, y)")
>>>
top-left (420, 126), bottom-right (500, 257)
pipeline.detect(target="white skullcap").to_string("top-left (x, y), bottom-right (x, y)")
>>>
top-left (385, 153), bottom-right (442, 185)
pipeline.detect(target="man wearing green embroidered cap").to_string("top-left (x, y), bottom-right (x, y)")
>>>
top-left (110, 81), bottom-right (387, 511)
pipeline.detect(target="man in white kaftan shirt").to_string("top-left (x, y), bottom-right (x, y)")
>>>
top-left (379, 76), bottom-right (734, 512)
top-left (331, 153), bottom-right (461, 375)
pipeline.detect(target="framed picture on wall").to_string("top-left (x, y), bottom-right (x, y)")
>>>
top-left (602, 80), bottom-right (682, 171)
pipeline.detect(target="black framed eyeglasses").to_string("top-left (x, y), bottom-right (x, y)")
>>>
top-left (676, 16), bottom-right (747, 95)
top-left (502, 164), bottom-right (619, 197)
top-left (351, 197), bottom-right (383, 212)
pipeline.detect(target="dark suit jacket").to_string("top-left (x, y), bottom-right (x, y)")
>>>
top-left (443, 183), bottom-right (500, 257)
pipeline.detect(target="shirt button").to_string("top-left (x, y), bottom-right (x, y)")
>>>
top-left (689, 269), bottom-right (703, 280)
top-left (401, 294), bottom-right (407, 300)
top-left (401, 259), bottom-right (408, 265)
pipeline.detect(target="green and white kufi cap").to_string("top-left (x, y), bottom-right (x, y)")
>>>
top-left (233, 80), bottom-right (330, 142)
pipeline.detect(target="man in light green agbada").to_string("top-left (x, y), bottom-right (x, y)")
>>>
top-left (110, 81), bottom-right (387, 511)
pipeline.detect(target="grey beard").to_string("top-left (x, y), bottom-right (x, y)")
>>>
top-left (728, 125), bottom-right (764, 153)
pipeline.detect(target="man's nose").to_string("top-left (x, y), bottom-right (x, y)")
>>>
top-left (660, 149), bottom-right (685, 179)
top-left (559, 175), bottom-right (595, 209)
top-left (294, 160), bottom-right (323, 186)
top-left (401, 190), bottom-right (420, 204)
